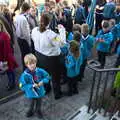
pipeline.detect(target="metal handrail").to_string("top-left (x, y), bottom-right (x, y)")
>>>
top-left (87, 60), bottom-right (120, 114)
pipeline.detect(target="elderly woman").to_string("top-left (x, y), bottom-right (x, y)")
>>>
top-left (0, 19), bottom-right (18, 91)
top-left (31, 13), bottom-right (66, 100)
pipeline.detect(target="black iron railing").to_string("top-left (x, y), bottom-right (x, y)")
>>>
top-left (87, 60), bottom-right (120, 118)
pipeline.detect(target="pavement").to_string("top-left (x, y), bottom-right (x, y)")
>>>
top-left (0, 52), bottom-right (117, 120)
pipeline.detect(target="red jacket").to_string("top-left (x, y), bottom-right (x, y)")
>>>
top-left (0, 32), bottom-right (18, 71)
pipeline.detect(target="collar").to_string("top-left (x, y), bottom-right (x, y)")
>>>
top-left (25, 68), bottom-right (36, 76)
top-left (81, 35), bottom-right (89, 41)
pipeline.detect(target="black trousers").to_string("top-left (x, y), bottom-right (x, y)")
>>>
top-left (78, 59), bottom-right (87, 81)
top-left (35, 51), bottom-right (62, 97)
top-left (98, 51), bottom-right (107, 68)
top-left (115, 55), bottom-right (120, 68)
top-left (17, 38), bottom-right (31, 70)
top-left (95, 13), bottom-right (103, 35)
top-left (27, 98), bottom-right (41, 113)
top-left (67, 76), bottom-right (78, 93)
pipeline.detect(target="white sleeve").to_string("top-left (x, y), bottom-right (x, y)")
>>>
top-left (21, 18), bottom-right (31, 45)
top-left (31, 28), bottom-right (36, 42)
top-left (47, 26), bottom-right (66, 47)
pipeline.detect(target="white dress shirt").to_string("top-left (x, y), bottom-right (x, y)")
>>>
top-left (15, 14), bottom-right (31, 45)
top-left (31, 25), bottom-right (66, 56)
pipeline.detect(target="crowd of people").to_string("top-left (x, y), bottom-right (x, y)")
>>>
top-left (0, 0), bottom-right (120, 118)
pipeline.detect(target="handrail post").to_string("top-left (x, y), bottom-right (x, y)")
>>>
top-left (99, 72), bottom-right (109, 113)
top-left (94, 72), bottom-right (102, 112)
top-left (88, 71), bottom-right (96, 113)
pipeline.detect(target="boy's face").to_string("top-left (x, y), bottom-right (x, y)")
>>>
top-left (26, 62), bottom-right (36, 71)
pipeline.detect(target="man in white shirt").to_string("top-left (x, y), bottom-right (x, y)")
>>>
top-left (15, 2), bottom-right (31, 70)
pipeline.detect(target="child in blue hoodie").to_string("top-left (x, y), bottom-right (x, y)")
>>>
top-left (79, 24), bottom-right (95, 81)
top-left (65, 40), bottom-right (83, 96)
top-left (96, 20), bottom-right (113, 68)
top-left (19, 53), bottom-right (50, 118)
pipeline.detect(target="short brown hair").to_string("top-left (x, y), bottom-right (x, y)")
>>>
top-left (24, 53), bottom-right (37, 65)
top-left (73, 31), bottom-right (81, 42)
top-left (21, 2), bottom-right (30, 12)
top-left (44, 2), bottom-right (50, 8)
top-left (40, 12), bottom-right (50, 32)
top-left (73, 24), bottom-right (81, 33)
top-left (101, 20), bottom-right (109, 29)
top-left (70, 40), bottom-right (79, 53)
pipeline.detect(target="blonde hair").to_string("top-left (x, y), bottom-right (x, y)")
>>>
top-left (62, 0), bottom-right (68, 7)
top-left (81, 23), bottom-right (89, 35)
top-left (24, 53), bottom-right (37, 65)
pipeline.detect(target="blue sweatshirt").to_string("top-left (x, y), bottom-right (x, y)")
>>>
top-left (81, 35), bottom-right (95, 60)
top-left (19, 68), bottom-right (50, 98)
top-left (65, 53), bottom-right (83, 78)
top-left (103, 2), bottom-right (116, 19)
top-left (96, 30), bottom-right (113, 52)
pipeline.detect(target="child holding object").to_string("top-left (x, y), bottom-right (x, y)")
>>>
top-left (19, 53), bottom-right (50, 118)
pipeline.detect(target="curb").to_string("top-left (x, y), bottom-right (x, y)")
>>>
top-left (0, 90), bottom-right (23, 105)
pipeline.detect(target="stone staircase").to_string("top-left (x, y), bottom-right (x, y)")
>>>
top-left (67, 105), bottom-right (120, 120)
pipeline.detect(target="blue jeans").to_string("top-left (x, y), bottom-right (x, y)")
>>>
top-left (7, 70), bottom-right (15, 87)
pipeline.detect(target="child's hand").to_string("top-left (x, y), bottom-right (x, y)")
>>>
top-left (38, 81), bottom-right (43, 87)
top-left (33, 83), bottom-right (38, 88)
top-left (98, 39), bottom-right (104, 42)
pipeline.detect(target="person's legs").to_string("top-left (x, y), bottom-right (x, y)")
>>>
top-left (78, 59), bottom-right (87, 82)
top-left (36, 98), bottom-right (43, 118)
top-left (26, 98), bottom-right (35, 117)
top-left (98, 51), bottom-right (106, 68)
top-left (67, 77), bottom-right (73, 96)
top-left (6, 70), bottom-right (16, 90)
top-left (50, 56), bottom-right (62, 99)
top-left (72, 76), bottom-right (79, 94)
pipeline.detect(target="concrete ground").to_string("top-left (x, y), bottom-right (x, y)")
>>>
top-left (0, 53), bottom-right (117, 120)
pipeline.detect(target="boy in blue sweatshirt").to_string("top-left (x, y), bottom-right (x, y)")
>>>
top-left (65, 40), bottom-right (83, 96)
top-left (96, 20), bottom-right (113, 68)
top-left (19, 53), bottom-right (50, 118)
top-left (79, 24), bottom-right (95, 81)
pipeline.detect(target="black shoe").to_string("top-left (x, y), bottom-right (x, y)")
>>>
top-left (6, 85), bottom-right (15, 91)
top-left (55, 94), bottom-right (63, 100)
top-left (37, 111), bottom-right (43, 119)
top-left (73, 89), bottom-right (79, 94)
top-left (26, 111), bottom-right (34, 117)
top-left (78, 78), bottom-right (82, 82)
top-left (67, 92), bottom-right (72, 96)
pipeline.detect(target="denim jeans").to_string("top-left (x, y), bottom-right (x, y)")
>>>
top-left (7, 70), bottom-right (15, 87)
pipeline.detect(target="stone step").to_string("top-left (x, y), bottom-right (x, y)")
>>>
top-left (89, 110), bottom-right (109, 120)
top-left (67, 105), bottom-right (110, 120)
top-left (67, 105), bottom-right (92, 120)
top-left (111, 111), bottom-right (120, 120)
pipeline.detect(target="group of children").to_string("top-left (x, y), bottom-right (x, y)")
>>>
top-left (19, 17), bottom-right (120, 118)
